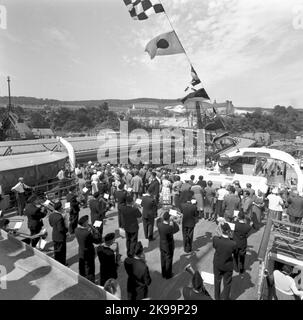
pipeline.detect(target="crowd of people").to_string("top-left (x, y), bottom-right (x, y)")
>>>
top-left (2, 160), bottom-right (303, 300)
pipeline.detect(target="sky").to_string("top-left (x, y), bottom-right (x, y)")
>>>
top-left (0, 0), bottom-right (303, 108)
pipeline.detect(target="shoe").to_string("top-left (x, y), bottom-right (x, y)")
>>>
top-left (166, 273), bottom-right (175, 279)
top-left (148, 237), bottom-right (155, 241)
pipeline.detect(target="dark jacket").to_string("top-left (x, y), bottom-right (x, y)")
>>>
top-left (233, 221), bottom-right (252, 249)
top-left (114, 190), bottom-right (127, 208)
top-left (157, 220), bottom-right (179, 252)
top-left (49, 211), bottom-right (67, 242)
top-left (141, 195), bottom-right (157, 219)
top-left (222, 194), bottom-right (240, 217)
top-left (121, 205), bottom-right (142, 233)
top-left (66, 193), bottom-right (80, 215)
top-left (97, 245), bottom-right (118, 286)
top-left (89, 198), bottom-right (106, 224)
top-left (124, 257), bottom-right (151, 300)
top-left (287, 194), bottom-right (303, 218)
top-left (213, 236), bottom-right (237, 271)
top-left (75, 227), bottom-right (96, 259)
top-left (148, 179), bottom-right (160, 198)
top-left (24, 203), bottom-right (46, 231)
top-left (181, 202), bottom-right (199, 228)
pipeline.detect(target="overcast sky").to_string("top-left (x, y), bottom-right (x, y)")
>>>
top-left (0, 0), bottom-right (302, 108)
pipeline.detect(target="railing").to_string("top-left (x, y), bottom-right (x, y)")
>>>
top-left (256, 217), bottom-right (303, 299)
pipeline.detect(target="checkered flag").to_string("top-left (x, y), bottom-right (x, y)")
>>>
top-left (123, 0), bottom-right (164, 20)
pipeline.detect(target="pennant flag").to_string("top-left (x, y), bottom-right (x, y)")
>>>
top-left (145, 31), bottom-right (185, 59)
top-left (181, 88), bottom-right (210, 104)
top-left (123, 0), bottom-right (164, 20)
top-left (185, 65), bottom-right (201, 91)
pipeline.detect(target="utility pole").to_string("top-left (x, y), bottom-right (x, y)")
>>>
top-left (7, 76), bottom-right (12, 111)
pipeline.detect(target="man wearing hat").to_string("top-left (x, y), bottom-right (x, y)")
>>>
top-left (183, 270), bottom-right (212, 300)
top-left (213, 222), bottom-right (237, 300)
top-left (24, 195), bottom-right (47, 247)
top-left (121, 195), bottom-right (142, 257)
top-left (75, 215), bottom-right (97, 282)
top-left (97, 232), bottom-right (119, 286)
top-left (89, 192), bottom-right (106, 241)
top-left (131, 169), bottom-right (143, 201)
top-left (49, 201), bottom-right (68, 265)
top-left (124, 241), bottom-right (151, 300)
top-left (157, 211), bottom-right (179, 279)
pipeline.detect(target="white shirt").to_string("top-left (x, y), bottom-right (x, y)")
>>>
top-left (217, 188), bottom-right (229, 201)
top-left (11, 182), bottom-right (29, 193)
top-left (273, 270), bottom-right (303, 298)
top-left (267, 194), bottom-right (283, 211)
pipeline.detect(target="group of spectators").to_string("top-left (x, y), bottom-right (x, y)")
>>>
top-left (2, 160), bottom-right (303, 300)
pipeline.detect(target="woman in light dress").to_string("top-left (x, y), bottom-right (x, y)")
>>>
top-left (161, 174), bottom-right (172, 205)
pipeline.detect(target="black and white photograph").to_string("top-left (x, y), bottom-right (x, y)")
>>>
top-left (0, 0), bottom-right (303, 305)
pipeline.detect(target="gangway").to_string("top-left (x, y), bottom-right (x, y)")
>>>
top-left (257, 218), bottom-right (303, 299)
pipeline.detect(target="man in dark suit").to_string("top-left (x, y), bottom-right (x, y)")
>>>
top-left (89, 192), bottom-right (106, 241)
top-left (49, 201), bottom-right (68, 265)
top-left (148, 172), bottom-right (160, 204)
top-left (180, 196), bottom-right (199, 253)
top-left (24, 195), bottom-right (46, 247)
top-left (286, 189), bottom-right (303, 235)
top-left (233, 211), bottom-right (252, 274)
top-left (97, 232), bottom-right (119, 286)
top-left (183, 270), bottom-right (213, 300)
top-left (75, 215), bottom-right (97, 283)
top-left (66, 186), bottom-right (80, 234)
top-left (48, 201), bottom-right (68, 265)
top-left (141, 188), bottom-right (157, 241)
top-left (124, 241), bottom-right (152, 300)
top-left (213, 223), bottom-right (237, 300)
top-left (114, 183), bottom-right (127, 228)
top-left (157, 211), bottom-right (179, 279)
top-left (121, 195), bottom-right (142, 257)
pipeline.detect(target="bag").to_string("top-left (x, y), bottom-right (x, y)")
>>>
top-left (90, 225), bottom-right (102, 243)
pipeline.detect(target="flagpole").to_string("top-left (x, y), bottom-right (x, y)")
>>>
top-left (158, 0), bottom-right (193, 68)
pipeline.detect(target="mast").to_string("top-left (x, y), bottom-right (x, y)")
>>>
top-left (195, 101), bottom-right (203, 129)
top-left (7, 76), bottom-right (12, 111)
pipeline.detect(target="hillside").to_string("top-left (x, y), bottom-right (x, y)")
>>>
top-left (0, 96), bottom-right (181, 108)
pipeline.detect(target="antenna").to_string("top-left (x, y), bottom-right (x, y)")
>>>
top-left (7, 76), bottom-right (12, 111)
